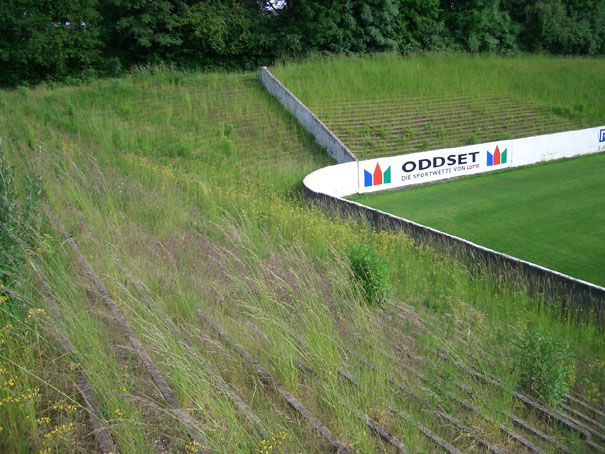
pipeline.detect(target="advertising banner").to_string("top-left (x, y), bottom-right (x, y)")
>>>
top-left (358, 140), bottom-right (513, 193)
top-left (357, 126), bottom-right (604, 194)
top-left (304, 126), bottom-right (605, 199)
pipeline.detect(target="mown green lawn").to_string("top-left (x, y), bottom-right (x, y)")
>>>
top-left (351, 152), bottom-right (605, 286)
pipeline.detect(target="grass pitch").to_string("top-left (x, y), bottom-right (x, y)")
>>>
top-left (351, 152), bottom-right (605, 286)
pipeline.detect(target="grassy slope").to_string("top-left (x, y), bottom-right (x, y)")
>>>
top-left (0, 61), bottom-right (602, 453)
top-left (272, 54), bottom-right (605, 159)
top-left (273, 53), bottom-right (605, 112)
top-left (351, 153), bottom-right (605, 286)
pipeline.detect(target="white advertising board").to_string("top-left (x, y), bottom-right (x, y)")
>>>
top-left (513, 127), bottom-right (605, 167)
top-left (303, 126), bottom-right (605, 199)
top-left (358, 140), bottom-right (513, 194)
top-left (357, 126), bottom-right (605, 194)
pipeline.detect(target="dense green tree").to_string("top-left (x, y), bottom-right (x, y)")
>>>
top-left (398, 0), bottom-right (446, 50)
top-left (1, 0), bottom-right (603, 87)
top-left (0, 0), bottom-right (102, 87)
top-left (503, 0), bottom-right (605, 54)
top-left (99, 0), bottom-right (184, 66)
top-left (267, 0), bottom-right (436, 55)
top-left (179, 0), bottom-right (271, 69)
top-left (271, 0), bottom-right (360, 55)
top-left (439, 0), bottom-right (519, 53)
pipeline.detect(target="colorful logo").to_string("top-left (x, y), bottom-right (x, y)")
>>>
top-left (487, 146), bottom-right (507, 166)
top-left (600, 129), bottom-right (605, 142)
top-left (364, 163), bottom-right (391, 187)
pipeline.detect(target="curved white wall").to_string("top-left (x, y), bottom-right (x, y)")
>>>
top-left (303, 161), bottom-right (358, 198)
top-left (305, 126), bottom-right (605, 198)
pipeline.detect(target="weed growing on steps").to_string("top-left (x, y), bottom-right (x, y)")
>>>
top-left (0, 143), bottom-right (41, 293)
top-left (347, 243), bottom-right (390, 307)
top-left (273, 54), bottom-right (605, 159)
top-left (273, 54), bottom-right (605, 123)
top-left (0, 145), bottom-right (91, 453)
top-left (514, 327), bottom-right (574, 408)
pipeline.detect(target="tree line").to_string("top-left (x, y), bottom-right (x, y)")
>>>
top-left (1, 0), bottom-right (604, 87)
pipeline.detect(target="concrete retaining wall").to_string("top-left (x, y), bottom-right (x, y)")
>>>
top-left (259, 66), bottom-right (357, 164)
top-left (303, 183), bottom-right (605, 321)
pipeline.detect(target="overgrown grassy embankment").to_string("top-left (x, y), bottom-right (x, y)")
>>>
top-left (0, 60), bottom-right (602, 453)
top-left (273, 54), bottom-right (605, 159)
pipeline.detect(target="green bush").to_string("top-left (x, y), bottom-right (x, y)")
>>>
top-left (218, 137), bottom-right (235, 157)
top-left (222, 123), bottom-right (234, 137)
top-left (347, 243), bottom-right (389, 307)
top-left (514, 327), bottom-right (574, 408)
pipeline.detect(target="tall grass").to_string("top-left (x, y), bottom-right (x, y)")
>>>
top-left (273, 53), bottom-right (605, 127)
top-left (0, 145), bottom-right (99, 453)
top-left (0, 64), bottom-right (602, 452)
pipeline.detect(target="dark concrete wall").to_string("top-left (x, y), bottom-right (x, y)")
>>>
top-left (304, 184), bottom-right (605, 323)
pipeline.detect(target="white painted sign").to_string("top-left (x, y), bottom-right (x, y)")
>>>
top-left (357, 126), bottom-right (604, 194)
top-left (358, 140), bottom-right (512, 193)
top-left (303, 126), bottom-right (605, 199)
top-left (303, 161), bottom-right (358, 198)
top-left (513, 127), bottom-right (604, 167)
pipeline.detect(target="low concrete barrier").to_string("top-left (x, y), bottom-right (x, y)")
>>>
top-left (303, 171), bottom-right (605, 321)
top-left (259, 66), bottom-right (357, 164)
top-left (301, 128), bottom-right (605, 320)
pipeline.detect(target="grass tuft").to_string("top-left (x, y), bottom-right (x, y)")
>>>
top-left (514, 327), bottom-right (574, 408)
top-left (347, 243), bottom-right (390, 307)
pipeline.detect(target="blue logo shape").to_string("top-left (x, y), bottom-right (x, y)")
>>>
top-left (364, 169), bottom-right (373, 187)
top-left (600, 129), bottom-right (605, 143)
